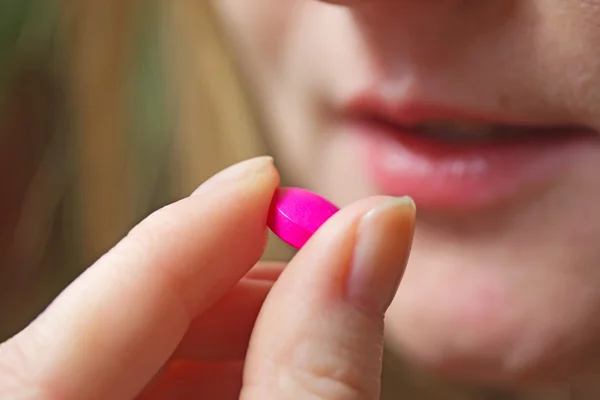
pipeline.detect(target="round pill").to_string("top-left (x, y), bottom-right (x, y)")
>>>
top-left (267, 187), bottom-right (340, 249)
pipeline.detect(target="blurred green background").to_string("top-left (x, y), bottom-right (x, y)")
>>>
top-left (0, 0), bottom-right (175, 339)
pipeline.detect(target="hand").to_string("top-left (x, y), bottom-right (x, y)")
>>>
top-left (0, 157), bottom-right (415, 400)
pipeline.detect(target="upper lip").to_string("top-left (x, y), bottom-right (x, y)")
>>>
top-left (344, 92), bottom-right (592, 133)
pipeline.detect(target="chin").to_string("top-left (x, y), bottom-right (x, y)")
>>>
top-left (383, 249), bottom-right (600, 389)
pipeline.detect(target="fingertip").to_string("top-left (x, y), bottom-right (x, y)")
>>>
top-left (193, 155), bottom-right (280, 231)
top-left (192, 156), bottom-right (278, 196)
top-left (347, 196), bottom-right (416, 313)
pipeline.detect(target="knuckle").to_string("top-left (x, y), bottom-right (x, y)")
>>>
top-left (255, 339), bottom-right (379, 400)
top-left (109, 202), bottom-right (197, 319)
top-left (244, 312), bottom-right (384, 400)
top-left (103, 201), bottom-right (185, 271)
top-left (125, 203), bottom-right (181, 250)
top-left (284, 363), bottom-right (370, 400)
top-left (0, 338), bottom-right (33, 387)
top-left (0, 339), bottom-right (58, 400)
top-left (98, 200), bottom-right (200, 320)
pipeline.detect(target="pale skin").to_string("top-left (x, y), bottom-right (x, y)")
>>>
top-left (0, 157), bottom-right (416, 399)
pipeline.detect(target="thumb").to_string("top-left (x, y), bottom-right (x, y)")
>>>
top-left (242, 196), bottom-right (416, 400)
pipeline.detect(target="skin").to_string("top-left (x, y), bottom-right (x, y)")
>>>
top-left (0, 157), bottom-right (416, 399)
top-left (214, 0), bottom-right (600, 389)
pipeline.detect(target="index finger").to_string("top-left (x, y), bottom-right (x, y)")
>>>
top-left (0, 157), bottom-right (278, 400)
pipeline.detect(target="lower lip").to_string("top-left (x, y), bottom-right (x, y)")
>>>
top-left (348, 119), bottom-right (595, 209)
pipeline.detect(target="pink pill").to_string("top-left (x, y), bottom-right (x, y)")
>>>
top-left (267, 187), bottom-right (340, 249)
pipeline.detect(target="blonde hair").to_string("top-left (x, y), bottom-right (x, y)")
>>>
top-left (62, 0), bottom-right (287, 261)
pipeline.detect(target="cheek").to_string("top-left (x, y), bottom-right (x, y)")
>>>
top-left (215, 0), bottom-right (298, 64)
top-left (215, 0), bottom-right (331, 187)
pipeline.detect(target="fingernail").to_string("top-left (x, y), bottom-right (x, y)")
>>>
top-left (346, 196), bottom-right (416, 313)
top-left (192, 156), bottom-right (274, 195)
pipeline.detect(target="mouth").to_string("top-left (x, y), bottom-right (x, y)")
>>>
top-left (343, 96), bottom-right (598, 210)
top-left (372, 117), bottom-right (589, 145)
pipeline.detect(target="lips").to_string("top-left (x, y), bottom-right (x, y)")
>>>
top-left (343, 96), bottom-right (598, 210)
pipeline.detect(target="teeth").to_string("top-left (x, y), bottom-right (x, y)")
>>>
top-left (415, 120), bottom-right (497, 139)
top-left (441, 158), bottom-right (488, 175)
top-left (381, 146), bottom-right (488, 176)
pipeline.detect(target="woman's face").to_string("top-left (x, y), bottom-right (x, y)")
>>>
top-left (215, 1), bottom-right (600, 386)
